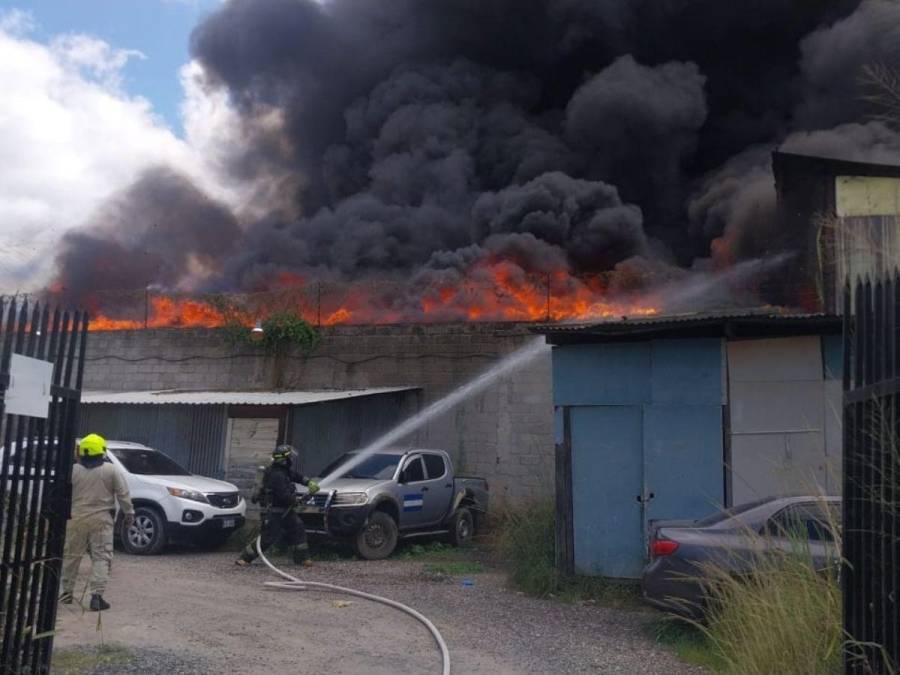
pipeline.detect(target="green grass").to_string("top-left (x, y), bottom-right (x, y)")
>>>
top-left (396, 541), bottom-right (457, 560)
top-left (650, 618), bottom-right (726, 672)
top-left (52, 645), bottom-right (132, 674)
top-left (423, 560), bottom-right (485, 576)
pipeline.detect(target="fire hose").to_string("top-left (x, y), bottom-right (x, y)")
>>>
top-left (255, 536), bottom-right (451, 675)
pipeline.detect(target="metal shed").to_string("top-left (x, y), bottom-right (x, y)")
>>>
top-left (538, 311), bottom-right (843, 579)
top-left (78, 388), bottom-right (420, 487)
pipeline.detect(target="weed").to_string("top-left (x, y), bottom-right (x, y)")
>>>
top-left (397, 541), bottom-right (455, 559)
top-left (650, 618), bottom-right (725, 672)
top-left (496, 500), bottom-right (558, 597)
top-left (423, 561), bottom-right (485, 576)
top-left (52, 645), bottom-right (132, 674)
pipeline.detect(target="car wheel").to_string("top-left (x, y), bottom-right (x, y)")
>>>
top-left (355, 511), bottom-right (398, 560)
top-left (121, 506), bottom-right (167, 555)
top-left (448, 507), bottom-right (474, 547)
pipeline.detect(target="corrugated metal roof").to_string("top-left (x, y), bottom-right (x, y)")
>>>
top-left (81, 387), bottom-right (419, 406)
top-left (533, 309), bottom-right (842, 343)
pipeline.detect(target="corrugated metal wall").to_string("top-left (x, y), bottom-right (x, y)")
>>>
top-left (289, 390), bottom-right (420, 475)
top-left (78, 404), bottom-right (228, 478)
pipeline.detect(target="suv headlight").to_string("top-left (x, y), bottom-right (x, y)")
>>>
top-left (331, 492), bottom-right (368, 506)
top-left (167, 487), bottom-right (209, 504)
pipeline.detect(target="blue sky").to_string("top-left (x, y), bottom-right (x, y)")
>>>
top-left (2, 0), bottom-right (221, 132)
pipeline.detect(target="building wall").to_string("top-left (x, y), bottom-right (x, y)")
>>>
top-left (82, 323), bottom-right (554, 505)
top-left (552, 331), bottom-right (843, 578)
top-left (727, 335), bottom-right (842, 504)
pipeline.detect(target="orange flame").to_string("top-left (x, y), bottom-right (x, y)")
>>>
top-left (86, 263), bottom-right (659, 331)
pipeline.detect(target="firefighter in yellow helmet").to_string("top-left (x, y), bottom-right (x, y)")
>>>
top-left (60, 434), bottom-right (134, 611)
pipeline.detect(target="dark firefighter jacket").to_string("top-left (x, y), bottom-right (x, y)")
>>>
top-left (260, 464), bottom-right (313, 510)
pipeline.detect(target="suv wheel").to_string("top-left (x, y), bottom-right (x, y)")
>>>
top-left (448, 507), bottom-right (474, 547)
top-left (122, 506), bottom-right (167, 555)
top-left (355, 511), bottom-right (398, 560)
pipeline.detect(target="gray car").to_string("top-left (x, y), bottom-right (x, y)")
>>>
top-left (641, 496), bottom-right (841, 618)
top-left (296, 447), bottom-right (489, 560)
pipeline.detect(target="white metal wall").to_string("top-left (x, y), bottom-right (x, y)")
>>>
top-left (727, 336), bottom-right (840, 504)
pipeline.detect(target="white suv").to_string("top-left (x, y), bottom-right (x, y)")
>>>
top-left (105, 441), bottom-right (246, 555)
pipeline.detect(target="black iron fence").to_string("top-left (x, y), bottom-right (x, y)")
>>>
top-left (0, 299), bottom-right (88, 674)
top-left (843, 277), bottom-right (900, 674)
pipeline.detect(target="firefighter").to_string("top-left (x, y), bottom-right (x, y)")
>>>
top-left (236, 444), bottom-right (320, 567)
top-left (59, 434), bottom-right (134, 611)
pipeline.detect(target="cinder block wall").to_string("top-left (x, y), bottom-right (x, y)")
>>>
top-left (83, 324), bottom-right (554, 505)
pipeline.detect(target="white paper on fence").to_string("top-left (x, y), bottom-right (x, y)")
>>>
top-left (6, 353), bottom-right (54, 419)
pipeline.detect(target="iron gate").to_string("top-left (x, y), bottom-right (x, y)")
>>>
top-left (0, 299), bottom-right (88, 674)
top-left (843, 278), bottom-right (900, 674)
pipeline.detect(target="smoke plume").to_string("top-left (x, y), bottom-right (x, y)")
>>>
top-left (54, 0), bottom-right (900, 315)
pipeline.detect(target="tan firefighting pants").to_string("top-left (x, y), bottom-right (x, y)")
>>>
top-left (61, 513), bottom-right (114, 596)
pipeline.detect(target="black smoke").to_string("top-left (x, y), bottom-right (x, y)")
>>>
top-left (54, 167), bottom-right (241, 303)
top-left (55, 0), bottom-right (900, 310)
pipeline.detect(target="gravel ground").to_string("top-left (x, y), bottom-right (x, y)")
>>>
top-left (53, 548), bottom-right (706, 674)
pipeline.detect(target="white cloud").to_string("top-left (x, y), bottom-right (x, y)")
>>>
top-left (0, 15), bottom-right (234, 290)
top-left (0, 8), bottom-right (35, 35)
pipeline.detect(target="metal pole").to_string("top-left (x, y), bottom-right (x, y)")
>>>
top-left (317, 282), bottom-right (322, 327)
top-left (545, 273), bottom-right (551, 323)
top-left (144, 286), bottom-right (149, 329)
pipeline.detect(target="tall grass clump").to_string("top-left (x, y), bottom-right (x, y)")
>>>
top-left (698, 516), bottom-right (843, 675)
top-left (495, 500), bottom-right (638, 605)
top-left (496, 500), bottom-right (559, 597)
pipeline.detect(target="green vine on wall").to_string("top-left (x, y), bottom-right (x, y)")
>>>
top-left (205, 294), bottom-right (320, 355)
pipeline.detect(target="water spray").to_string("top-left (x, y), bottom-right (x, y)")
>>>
top-left (319, 336), bottom-right (551, 488)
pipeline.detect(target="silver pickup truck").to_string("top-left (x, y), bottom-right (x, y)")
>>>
top-left (296, 447), bottom-right (489, 559)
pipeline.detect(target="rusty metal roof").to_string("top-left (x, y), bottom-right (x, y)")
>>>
top-left (81, 387), bottom-right (419, 406)
top-left (533, 309), bottom-right (842, 344)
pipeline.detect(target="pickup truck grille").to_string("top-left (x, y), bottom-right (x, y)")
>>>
top-left (207, 492), bottom-right (240, 508)
top-left (304, 493), bottom-right (328, 508)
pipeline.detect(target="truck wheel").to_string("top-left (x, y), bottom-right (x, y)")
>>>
top-left (448, 507), bottom-right (474, 547)
top-left (121, 506), bottom-right (167, 555)
top-left (355, 511), bottom-right (398, 560)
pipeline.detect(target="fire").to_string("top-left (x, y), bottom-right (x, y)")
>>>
top-left (90, 297), bottom-right (228, 331)
top-left (85, 263), bottom-right (658, 331)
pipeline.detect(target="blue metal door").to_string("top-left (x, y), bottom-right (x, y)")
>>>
top-left (570, 406), bottom-right (644, 577)
top-left (642, 405), bottom-right (724, 529)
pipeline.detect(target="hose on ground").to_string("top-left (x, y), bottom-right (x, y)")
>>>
top-left (255, 537), bottom-right (451, 675)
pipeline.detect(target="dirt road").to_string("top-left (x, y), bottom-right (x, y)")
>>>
top-left (54, 549), bottom-right (704, 674)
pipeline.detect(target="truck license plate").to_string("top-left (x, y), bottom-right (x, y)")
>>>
top-left (222, 518), bottom-right (235, 529)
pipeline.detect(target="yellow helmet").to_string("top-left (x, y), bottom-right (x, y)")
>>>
top-left (79, 434), bottom-right (107, 457)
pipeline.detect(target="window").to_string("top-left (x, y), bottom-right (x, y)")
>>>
top-left (767, 503), bottom-right (840, 542)
top-left (401, 456), bottom-right (425, 483)
top-left (423, 454), bottom-right (446, 480)
top-left (109, 448), bottom-right (191, 476)
top-left (320, 453), bottom-right (399, 480)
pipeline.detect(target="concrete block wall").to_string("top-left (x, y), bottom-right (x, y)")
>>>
top-left (83, 323), bottom-right (554, 506)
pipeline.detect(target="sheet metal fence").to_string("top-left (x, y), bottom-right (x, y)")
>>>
top-left (0, 299), bottom-right (88, 674)
top-left (843, 276), bottom-right (900, 673)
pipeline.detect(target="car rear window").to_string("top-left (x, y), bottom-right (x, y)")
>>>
top-left (695, 498), bottom-right (774, 527)
top-left (110, 448), bottom-right (191, 476)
